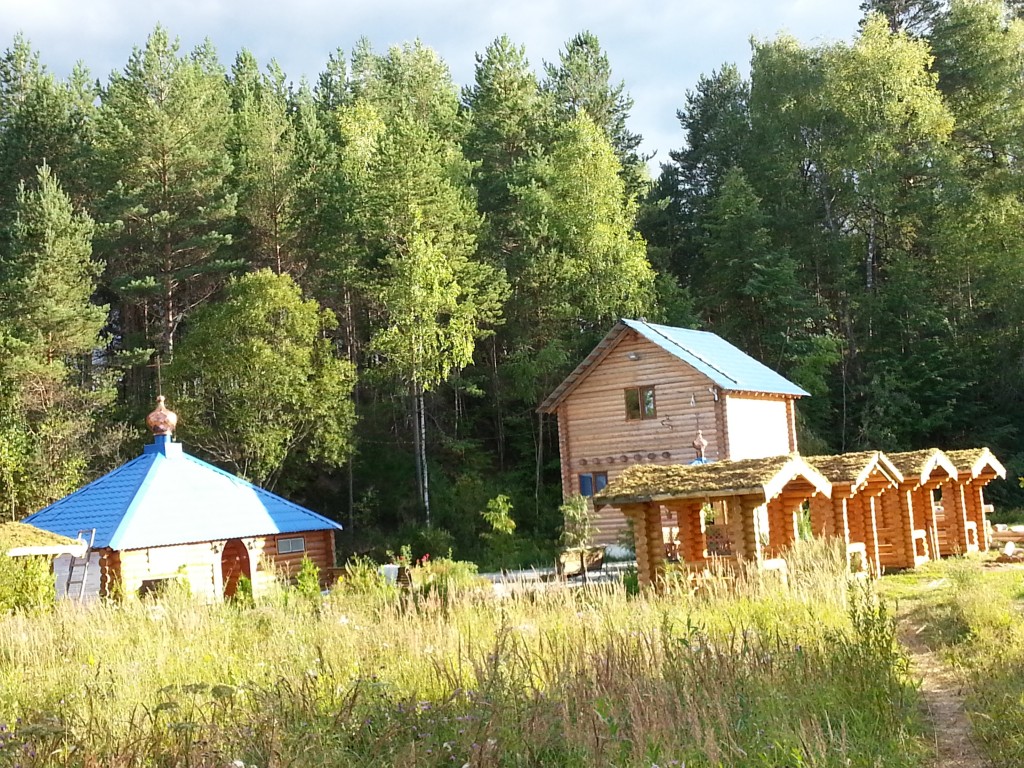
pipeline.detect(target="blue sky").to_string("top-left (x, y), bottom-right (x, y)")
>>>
top-left (2, 0), bottom-right (863, 172)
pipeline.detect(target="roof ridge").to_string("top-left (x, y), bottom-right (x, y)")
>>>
top-left (106, 453), bottom-right (164, 549)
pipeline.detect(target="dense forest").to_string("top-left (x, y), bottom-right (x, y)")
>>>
top-left (2, 0), bottom-right (1023, 566)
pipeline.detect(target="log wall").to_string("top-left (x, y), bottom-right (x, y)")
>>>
top-left (107, 530), bottom-right (336, 601)
top-left (118, 541), bottom-right (220, 600)
top-left (808, 485), bottom-right (885, 577)
top-left (560, 331), bottom-right (722, 545)
top-left (957, 476), bottom-right (993, 550)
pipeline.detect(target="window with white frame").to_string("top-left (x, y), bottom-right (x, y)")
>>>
top-left (277, 536), bottom-right (306, 555)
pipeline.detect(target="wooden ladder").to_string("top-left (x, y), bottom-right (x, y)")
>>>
top-left (65, 529), bottom-right (96, 602)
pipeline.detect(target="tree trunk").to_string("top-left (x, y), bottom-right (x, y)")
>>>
top-left (412, 385), bottom-right (431, 528)
top-left (491, 339), bottom-right (505, 470)
top-left (412, 387), bottom-right (423, 509)
top-left (534, 411), bottom-right (544, 517)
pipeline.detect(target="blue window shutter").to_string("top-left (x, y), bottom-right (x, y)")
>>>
top-left (595, 473), bottom-right (608, 493)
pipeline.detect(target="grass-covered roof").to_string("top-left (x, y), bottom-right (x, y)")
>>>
top-left (1, 522), bottom-right (80, 554)
top-left (885, 449), bottom-right (956, 486)
top-left (594, 455), bottom-right (830, 506)
top-left (806, 451), bottom-right (903, 489)
top-left (943, 447), bottom-right (1006, 479)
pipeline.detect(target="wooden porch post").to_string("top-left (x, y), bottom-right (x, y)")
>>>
top-left (727, 498), bottom-right (747, 560)
top-left (866, 495), bottom-right (882, 578)
top-left (896, 488), bottom-right (917, 568)
top-left (943, 479), bottom-right (970, 555)
top-left (675, 500), bottom-right (706, 565)
top-left (808, 495), bottom-right (835, 538)
top-left (621, 504), bottom-right (649, 586)
top-left (736, 495), bottom-right (765, 563)
top-left (644, 503), bottom-right (666, 590)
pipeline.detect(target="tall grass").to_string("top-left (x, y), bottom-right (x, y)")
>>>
top-left (0, 539), bottom-right (926, 767)
top-left (898, 557), bottom-right (1024, 767)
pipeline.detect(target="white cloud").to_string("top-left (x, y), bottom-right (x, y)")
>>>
top-left (1, 0), bottom-right (862, 165)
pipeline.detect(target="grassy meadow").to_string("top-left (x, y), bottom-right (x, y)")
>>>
top-left (880, 557), bottom-right (1024, 768)
top-left (0, 540), bottom-right (930, 768)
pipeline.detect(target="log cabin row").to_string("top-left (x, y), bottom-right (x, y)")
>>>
top-left (594, 447), bottom-right (1005, 588)
top-left (544, 320), bottom-right (1007, 584)
top-left (23, 397), bottom-right (341, 602)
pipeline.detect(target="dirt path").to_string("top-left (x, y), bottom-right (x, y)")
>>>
top-left (899, 622), bottom-right (989, 768)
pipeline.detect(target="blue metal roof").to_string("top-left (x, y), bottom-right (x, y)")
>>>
top-left (24, 436), bottom-right (342, 550)
top-left (622, 319), bottom-right (809, 397)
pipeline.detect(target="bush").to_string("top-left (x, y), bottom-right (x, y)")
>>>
top-left (0, 555), bottom-right (53, 611)
top-left (412, 554), bottom-right (483, 603)
top-left (294, 556), bottom-right (322, 602)
top-left (560, 494), bottom-right (596, 550)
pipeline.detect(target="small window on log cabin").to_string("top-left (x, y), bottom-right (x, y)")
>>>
top-left (277, 536), bottom-right (305, 555)
top-left (579, 472), bottom-right (608, 497)
top-left (624, 386), bottom-right (656, 420)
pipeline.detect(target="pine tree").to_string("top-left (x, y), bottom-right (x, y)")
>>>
top-left (0, 36), bottom-right (96, 246)
top-left (228, 51), bottom-right (299, 275)
top-left (330, 42), bottom-right (507, 527)
top-left (542, 32), bottom-right (646, 196)
top-left (0, 164), bottom-right (108, 518)
top-left (93, 26), bottom-right (236, 372)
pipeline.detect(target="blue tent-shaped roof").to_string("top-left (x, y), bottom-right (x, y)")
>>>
top-left (538, 319), bottom-right (808, 413)
top-left (24, 436), bottom-right (341, 550)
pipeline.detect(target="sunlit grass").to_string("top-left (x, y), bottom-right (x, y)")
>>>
top-left (878, 555), bottom-right (1024, 767)
top-left (0, 539), bottom-right (928, 767)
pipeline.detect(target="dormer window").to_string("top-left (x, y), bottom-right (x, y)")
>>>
top-left (624, 386), bottom-right (656, 420)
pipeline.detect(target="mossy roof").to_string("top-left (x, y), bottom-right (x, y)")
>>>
top-left (806, 451), bottom-right (903, 489)
top-left (594, 454), bottom-right (831, 506)
top-left (885, 449), bottom-right (957, 485)
top-left (943, 447), bottom-right (1006, 480)
top-left (1, 522), bottom-right (80, 555)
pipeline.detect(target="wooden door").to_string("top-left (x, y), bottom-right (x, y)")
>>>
top-left (221, 539), bottom-right (251, 599)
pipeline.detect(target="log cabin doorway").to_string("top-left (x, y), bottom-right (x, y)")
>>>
top-left (221, 539), bottom-right (251, 598)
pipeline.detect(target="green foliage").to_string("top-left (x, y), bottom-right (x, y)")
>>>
top-left (0, 553), bottom-right (927, 766)
top-left (0, 36), bottom-right (96, 245)
top-left (93, 25), bottom-right (237, 365)
top-left (228, 50), bottom-right (299, 274)
top-left (294, 556), bottom-right (322, 602)
top-left (542, 31), bottom-right (646, 196)
top-left (410, 554), bottom-right (481, 603)
top-left (166, 269), bottom-right (355, 486)
top-left (334, 555), bottom-right (397, 600)
top-left (7, 11), bottom-right (1024, 560)
top-left (231, 575), bottom-right (253, 606)
top-left (481, 494), bottom-right (516, 536)
top-left (0, 555), bottom-right (52, 611)
top-left (0, 164), bottom-right (110, 517)
top-left (559, 494), bottom-right (596, 550)
top-left (879, 558), bottom-right (1024, 766)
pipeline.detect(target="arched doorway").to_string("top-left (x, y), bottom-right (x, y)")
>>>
top-left (221, 539), bottom-right (251, 599)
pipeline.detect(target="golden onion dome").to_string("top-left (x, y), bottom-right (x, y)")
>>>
top-left (146, 395), bottom-right (178, 436)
